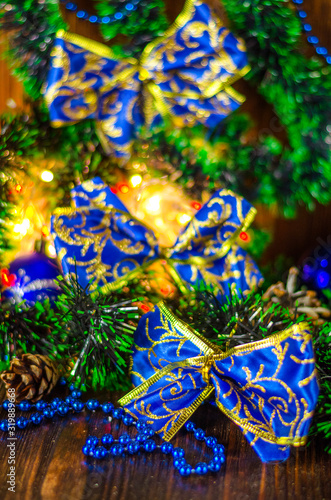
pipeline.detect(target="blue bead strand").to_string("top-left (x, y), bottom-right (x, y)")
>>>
top-left (291, 0), bottom-right (331, 64)
top-left (59, 0), bottom-right (138, 26)
top-left (0, 384), bottom-right (226, 477)
top-left (82, 411), bottom-right (226, 476)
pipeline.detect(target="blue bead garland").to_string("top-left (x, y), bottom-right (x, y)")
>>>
top-left (59, 0), bottom-right (138, 26)
top-left (0, 385), bottom-right (226, 477)
top-left (291, 0), bottom-right (331, 64)
top-left (101, 434), bottom-right (114, 446)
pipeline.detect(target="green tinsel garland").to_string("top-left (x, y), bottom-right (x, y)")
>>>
top-left (135, 115), bottom-right (290, 207)
top-left (0, 0), bottom-right (66, 100)
top-left (0, 274), bottom-right (141, 391)
top-left (221, 0), bottom-right (331, 215)
top-left (308, 321), bottom-right (331, 453)
top-left (52, 275), bottom-right (140, 391)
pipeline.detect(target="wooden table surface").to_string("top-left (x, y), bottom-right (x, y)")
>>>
top-left (0, 388), bottom-right (330, 500)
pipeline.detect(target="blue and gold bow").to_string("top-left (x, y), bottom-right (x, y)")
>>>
top-left (44, 0), bottom-right (250, 157)
top-left (51, 177), bottom-right (263, 301)
top-left (119, 303), bottom-right (319, 462)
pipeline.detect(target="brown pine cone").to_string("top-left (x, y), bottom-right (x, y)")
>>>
top-left (263, 267), bottom-right (331, 325)
top-left (1, 354), bottom-right (60, 402)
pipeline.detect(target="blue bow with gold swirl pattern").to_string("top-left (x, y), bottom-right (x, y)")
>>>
top-left (44, 0), bottom-right (250, 157)
top-left (51, 177), bottom-right (263, 302)
top-left (119, 303), bottom-right (319, 462)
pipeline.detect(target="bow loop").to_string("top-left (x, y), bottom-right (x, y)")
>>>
top-left (52, 178), bottom-right (158, 292)
top-left (71, 177), bottom-right (129, 211)
top-left (119, 303), bottom-right (319, 462)
top-left (44, 1), bottom-right (250, 157)
top-left (168, 189), bottom-right (256, 261)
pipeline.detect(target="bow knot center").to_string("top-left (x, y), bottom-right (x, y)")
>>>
top-left (201, 357), bottom-right (214, 385)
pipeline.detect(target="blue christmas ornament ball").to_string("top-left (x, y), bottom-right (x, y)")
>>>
top-left (2, 252), bottom-right (61, 307)
top-left (300, 245), bottom-right (331, 295)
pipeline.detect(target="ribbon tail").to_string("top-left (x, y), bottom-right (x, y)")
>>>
top-left (163, 385), bottom-right (214, 441)
top-left (239, 429), bottom-right (290, 462)
top-left (119, 361), bottom-right (214, 441)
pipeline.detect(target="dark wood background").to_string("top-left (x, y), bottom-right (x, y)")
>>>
top-left (1, 0), bottom-right (331, 263)
top-left (1, 385), bottom-right (330, 500)
top-left (1, 2), bottom-right (331, 498)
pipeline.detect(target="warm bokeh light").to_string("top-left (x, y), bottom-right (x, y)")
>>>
top-left (191, 201), bottom-right (202, 211)
top-left (239, 231), bottom-right (251, 242)
top-left (25, 206), bottom-right (34, 219)
top-left (130, 174), bottom-right (142, 188)
top-left (42, 225), bottom-right (50, 237)
top-left (1, 268), bottom-right (16, 288)
top-left (122, 178), bottom-right (199, 247)
top-left (119, 183), bottom-right (129, 194)
top-left (40, 170), bottom-right (54, 182)
top-left (46, 243), bottom-right (57, 258)
top-left (13, 218), bottom-right (30, 236)
top-left (144, 195), bottom-right (161, 214)
top-left (177, 213), bottom-right (191, 225)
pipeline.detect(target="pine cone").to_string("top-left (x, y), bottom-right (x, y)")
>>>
top-left (1, 354), bottom-right (59, 402)
top-left (263, 267), bottom-right (331, 325)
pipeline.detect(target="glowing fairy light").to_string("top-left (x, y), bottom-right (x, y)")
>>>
top-left (154, 217), bottom-right (164, 228)
top-left (160, 284), bottom-right (173, 296)
top-left (46, 243), bottom-right (56, 258)
top-left (177, 213), bottom-right (191, 225)
top-left (40, 170), bottom-right (54, 182)
top-left (130, 174), bottom-right (142, 188)
top-left (13, 218), bottom-right (30, 236)
top-left (144, 195), bottom-right (161, 214)
top-left (239, 231), bottom-right (250, 242)
top-left (22, 218), bottom-right (30, 230)
top-left (119, 183), bottom-right (129, 194)
top-left (25, 206), bottom-right (34, 218)
top-left (191, 201), bottom-right (202, 211)
top-left (1, 269), bottom-right (16, 287)
top-left (42, 225), bottom-right (50, 237)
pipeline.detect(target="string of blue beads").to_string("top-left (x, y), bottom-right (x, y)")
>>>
top-left (0, 384), bottom-right (226, 477)
top-left (291, 0), bottom-right (331, 64)
top-left (82, 413), bottom-right (225, 476)
top-left (59, 0), bottom-right (140, 25)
